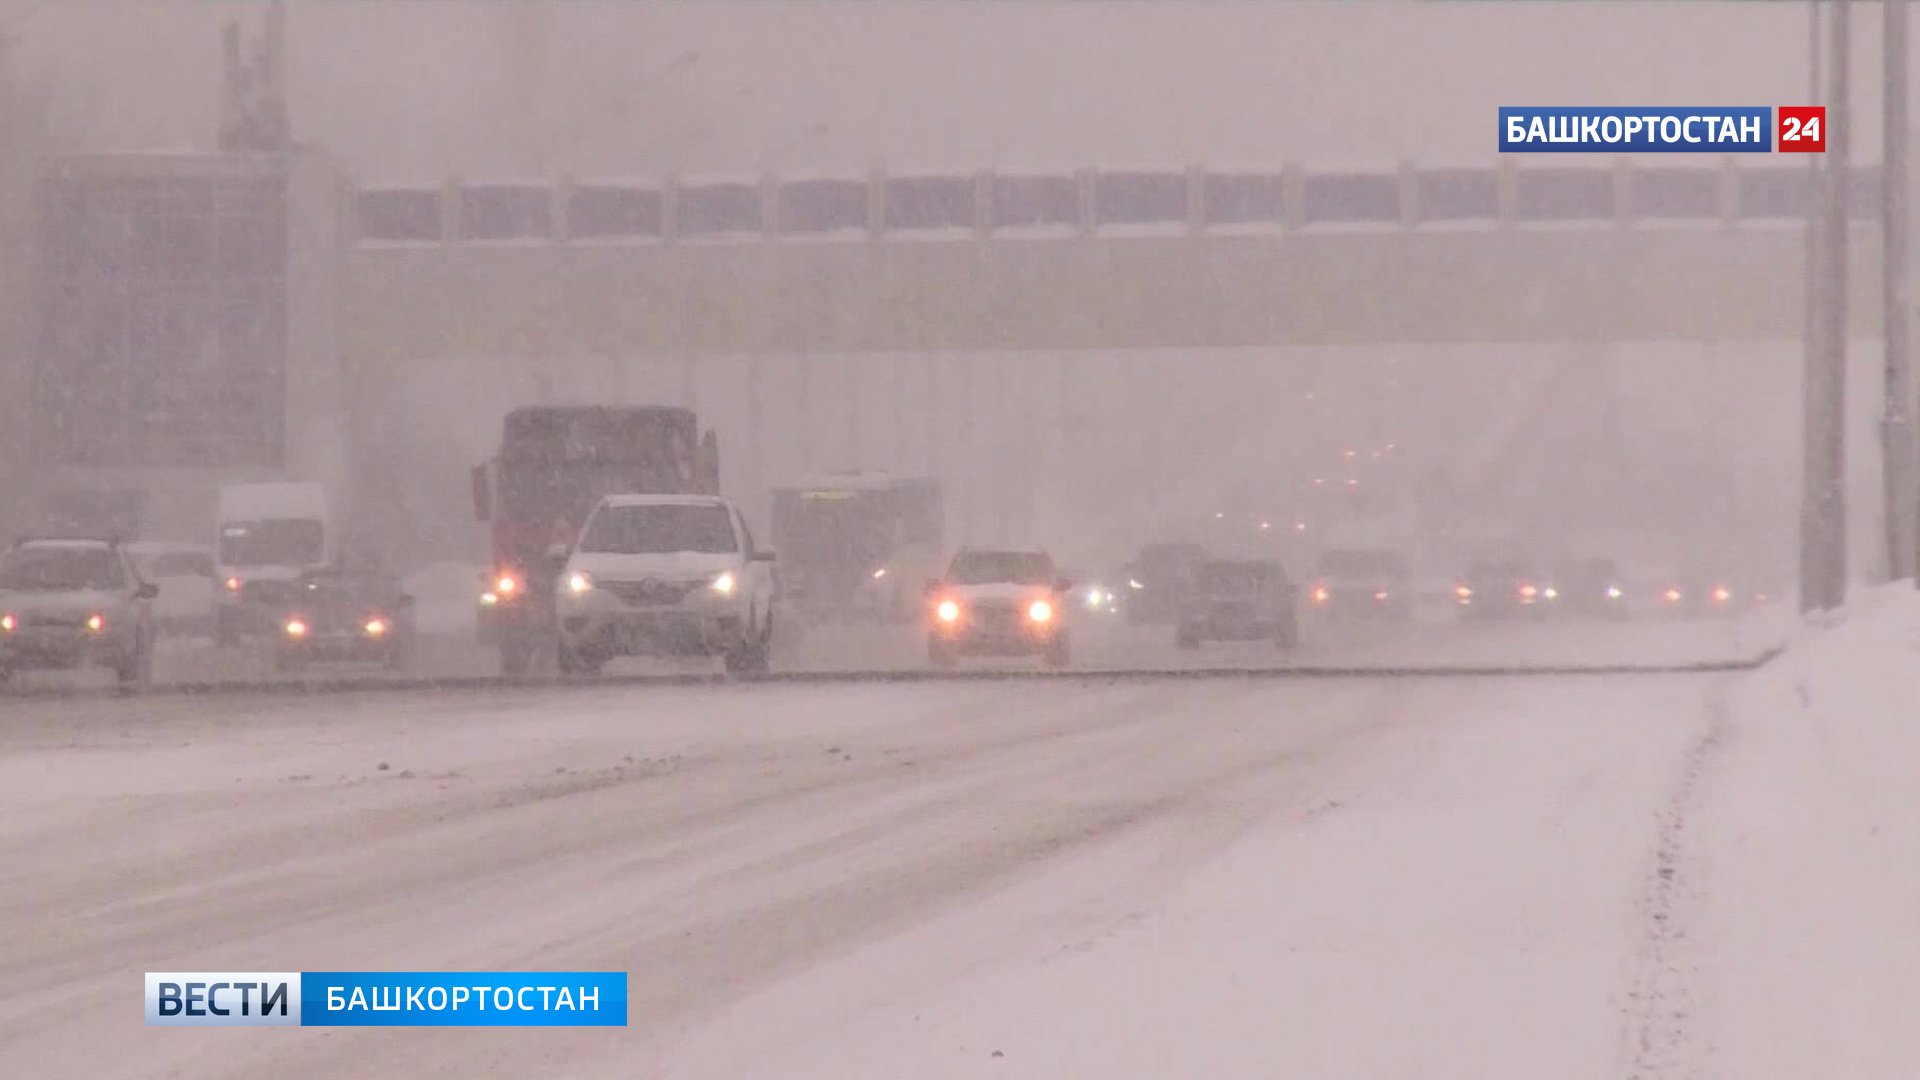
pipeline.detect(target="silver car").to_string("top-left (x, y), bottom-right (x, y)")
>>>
top-left (0, 539), bottom-right (158, 685)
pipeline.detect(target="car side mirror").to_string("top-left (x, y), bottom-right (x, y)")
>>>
top-left (924, 578), bottom-right (943, 598)
top-left (136, 582), bottom-right (159, 600)
top-left (544, 543), bottom-right (569, 570)
top-left (751, 548), bottom-right (776, 563)
top-left (1055, 578), bottom-right (1073, 594)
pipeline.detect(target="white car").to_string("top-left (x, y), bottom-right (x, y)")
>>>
top-left (0, 539), bottom-right (158, 685)
top-left (926, 549), bottom-right (1073, 668)
top-left (127, 542), bottom-right (217, 637)
top-left (552, 495), bottom-right (777, 677)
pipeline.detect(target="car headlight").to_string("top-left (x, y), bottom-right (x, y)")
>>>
top-left (363, 617), bottom-right (389, 637)
top-left (284, 618), bottom-right (309, 639)
top-left (1128, 579), bottom-right (1144, 591)
top-left (0, 613), bottom-right (14, 632)
top-left (566, 571), bottom-right (594, 595)
top-left (1027, 599), bottom-right (1054, 624)
top-left (936, 599), bottom-right (961, 623)
top-left (495, 573), bottom-right (519, 597)
top-left (871, 567), bottom-right (887, 580)
top-left (1606, 585), bottom-right (1623, 600)
top-left (710, 571), bottom-right (737, 596)
top-left (480, 591), bottom-right (499, 606)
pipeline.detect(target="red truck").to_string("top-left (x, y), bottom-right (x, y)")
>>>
top-left (471, 405), bottom-right (719, 674)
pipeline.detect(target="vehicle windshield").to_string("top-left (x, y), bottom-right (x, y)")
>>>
top-left (577, 504), bottom-right (737, 555)
top-left (1199, 563), bottom-right (1276, 591)
top-left (1470, 561), bottom-right (1538, 580)
top-left (0, 547), bottom-right (122, 591)
top-left (1317, 550), bottom-right (1402, 576)
top-left (140, 551), bottom-right (215, 578)
top-left (948, 552), bottom-right (1055, 585)
top-left (498, 460), bottom-right (689, 524)
top-left (219, 520), bottom-right (324, 567)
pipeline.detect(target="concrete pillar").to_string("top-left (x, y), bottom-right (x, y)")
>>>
top-left (1496, 159), bottom-right (1518, 229)
top-left (662, 174), bottom-right (680, 243)
top-left (553, 175), bottom-right (573, 243)
top-left (1613, 158), bottom-right (1633, 230)
top-left (867, 167), bottom-right (887, 239)
top-left (1719, 155), bottom-right (1741, 227)
top-left (1281, 163), bottom-right (1305, 232)
top-left (761, 171), bottom-right (780, 240)
top-left (440, 175), bottom-right (461, 244)
top-left (1398, 159), bottom-right (1419, 229)
top-left (974, 169), bottom-right (995, 238)
top-left (1185, 166), bottom-right (1206, 235)
top-left (283, 149), bottom-right (350, 507)
top-left (1076, 167), bottom-right (1097, 237)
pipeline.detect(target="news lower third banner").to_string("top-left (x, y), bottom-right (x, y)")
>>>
top-left (145, 972), bottom-right (629, 1027)
top-left (1498, 107), bottom-right (1825, 153)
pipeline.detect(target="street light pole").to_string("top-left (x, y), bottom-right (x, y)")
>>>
top-left (1885, 0), bottom-right (1918, 583)
top-left (1819, 0), bottom-right (1852, 607)
top-left (1802, 0), bottom-right (1827, 613)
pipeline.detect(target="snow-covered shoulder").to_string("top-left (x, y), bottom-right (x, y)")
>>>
top-left (1694, 584), bottom-right (1920, 1079)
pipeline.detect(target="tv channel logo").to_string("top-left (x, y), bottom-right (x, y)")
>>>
top-left (1499, 107), bottom-right (1824, 153)
top-left (145, 971), bottom-right (629, 1027)
top-left (145, 972), bottom-right (301, 1027)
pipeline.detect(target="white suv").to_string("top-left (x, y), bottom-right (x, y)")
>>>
top-left (552, 495), bottom-right (776, 677)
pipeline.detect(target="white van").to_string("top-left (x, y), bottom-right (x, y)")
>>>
top-left (214, 482), bottom-right (333, 644)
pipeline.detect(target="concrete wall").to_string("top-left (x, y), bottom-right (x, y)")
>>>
top-left (344, 226), bottom-right (1886, 361)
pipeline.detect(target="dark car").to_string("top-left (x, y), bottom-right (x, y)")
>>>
top-left (1653, 566), bottom-right (1757, 619)
top-left (274, 567), bottom-right (416, 672)
top-left (1304, 548), bottom-right (1411, 620)
top-left (1548, 557), bottom-right (1630, 619)
top-left (925, 549), bottom-right (1072, 668)
top-left (1120, 542), bottom-right (1208, 625)
top-left (1455, 558), bottom-right (1553, 621)
top-left (1176, 559), bottom-right (1299, 648)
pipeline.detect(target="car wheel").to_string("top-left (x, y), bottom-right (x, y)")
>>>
top-left (116, 633), bottom-right (151, 686)
top-left (499, 638), bottom-right (535, 676)
top-left (1043, 632), bottom-right (1071, 669)
top-left (723, 634), bottom-right (770, 678)
top-left (927, 635), bottom-right (957, 670)
top-left (384, 634), bottom-right (412, 672)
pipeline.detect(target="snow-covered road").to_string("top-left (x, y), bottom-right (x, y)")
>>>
top-left (0, 662), bottom-right (1750, 1078)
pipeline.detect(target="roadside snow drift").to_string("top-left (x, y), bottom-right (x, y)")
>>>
top-left (1690, 584), bottom-right (1920, 1079)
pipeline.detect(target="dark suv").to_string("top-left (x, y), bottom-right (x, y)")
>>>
top-left (1176, 559), bottom-right (1299, 649)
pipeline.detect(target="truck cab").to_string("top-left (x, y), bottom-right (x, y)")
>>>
top-left (213, 481), bottom-right (332, 644)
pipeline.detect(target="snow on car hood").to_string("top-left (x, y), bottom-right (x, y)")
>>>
top-left (0, 587), bottom-right (129, 617)
top-left (566, 551), bottom-right (740, 581)
top-left (945, 582), bottom-right (1058, 604)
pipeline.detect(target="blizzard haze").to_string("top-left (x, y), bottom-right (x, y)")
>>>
top-left (11, 5), bottom-right (1920, 1080)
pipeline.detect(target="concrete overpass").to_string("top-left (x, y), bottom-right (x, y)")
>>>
top-left (343, 158), bottom-right (1892, 362)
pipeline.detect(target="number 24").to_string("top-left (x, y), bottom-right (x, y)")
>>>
top-left (1784, 116), bottom-right (1822, 142)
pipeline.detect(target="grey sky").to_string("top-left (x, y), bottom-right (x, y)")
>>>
top-left (6, 1), bottom-right (1885, 182)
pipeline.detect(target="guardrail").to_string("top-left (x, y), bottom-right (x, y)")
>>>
top-left (352, 161), bottom-right (1876, 246)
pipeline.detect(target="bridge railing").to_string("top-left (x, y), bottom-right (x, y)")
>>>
top-left (350, 161), bottom-right (1877, 246)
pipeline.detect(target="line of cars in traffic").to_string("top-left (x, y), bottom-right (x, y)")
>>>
top-left (0, 533), bottom-right (419, 684)
top-left (1075, 539), bottom-right (1780, 658)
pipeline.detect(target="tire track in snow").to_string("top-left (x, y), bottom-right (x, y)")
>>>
top-left (1624, 682), bottom-right (1733, 1080)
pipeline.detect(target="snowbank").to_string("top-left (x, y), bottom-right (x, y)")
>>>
top-left (1693, 583), bottom-right (1920, 1079)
